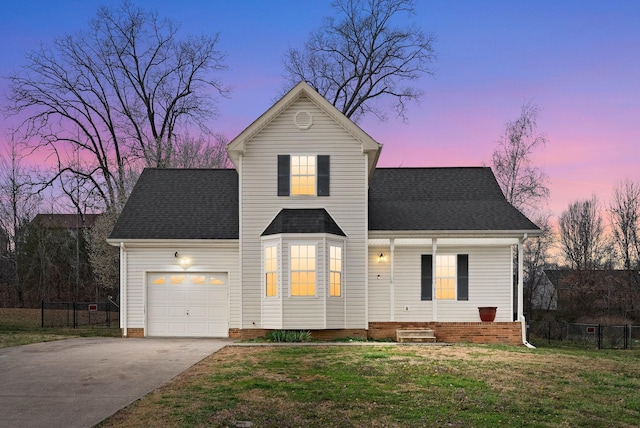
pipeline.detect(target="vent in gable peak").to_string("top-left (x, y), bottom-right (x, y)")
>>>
top-left (294, 110), bottom-right (313, 130)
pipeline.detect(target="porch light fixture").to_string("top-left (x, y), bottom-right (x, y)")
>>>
top-left (174, 252), bottom-right (193, 270)
top-left (378, 253), bottom-right (386, 263)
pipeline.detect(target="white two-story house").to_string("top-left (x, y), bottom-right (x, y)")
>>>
top-left (108, 81), bottom-right (540, 345)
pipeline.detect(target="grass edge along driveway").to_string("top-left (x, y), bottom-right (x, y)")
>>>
top-left (100, 344), bottom-right (640, 428)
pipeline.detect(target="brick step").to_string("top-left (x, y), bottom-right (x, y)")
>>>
top-left (396, 328), bottom-right (437, 343)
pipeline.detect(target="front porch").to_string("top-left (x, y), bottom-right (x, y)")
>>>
top-left (228, 322), bottom-right (523, 345)
top-left (368, 321), bottom-right (523, 345)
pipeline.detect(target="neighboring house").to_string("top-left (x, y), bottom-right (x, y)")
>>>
top-left (32, 213), bottom-right (100, 233)
top-left (108, 82), bottom-right (540, 344)
top-left (542, 269), bottom-right (640, 321)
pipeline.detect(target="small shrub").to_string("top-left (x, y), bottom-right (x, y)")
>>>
top-left (266, 330), bottom-right (312, 343)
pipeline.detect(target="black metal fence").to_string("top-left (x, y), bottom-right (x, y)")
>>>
top-left (529, 320), bottom-right (640, 350)
top-left (41, 300), bottom-right (119, 329)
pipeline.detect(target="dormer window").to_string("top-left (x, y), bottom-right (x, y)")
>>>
top-left (278, 155), bottom-right (330, 196)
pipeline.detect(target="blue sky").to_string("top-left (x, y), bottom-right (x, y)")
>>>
top-left (1, 0), bottom-right (639, 219)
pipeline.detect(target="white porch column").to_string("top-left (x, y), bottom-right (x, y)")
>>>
top-left (120, 242), bottom-right (127, 336)
top-left (390, 239), bottom-right (395, 321)
top-left (517, 236), bottom-right (524, 320)
top-left (432, 238), bottom-right (437, 321)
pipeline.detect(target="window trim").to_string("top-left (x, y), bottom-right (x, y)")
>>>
top-left (277, 154), bottom-right (330, 197)
top-left (264, 244), bottom-right (278, 298)
top-left (329, 244), bottom-right (343, 297)
top-left (421, 253), bottom-right (469, 301)
top-left (289, 243), bottom-right (317, 297)
top-left (290, 155), bottom-right (316, 196)
top-left (435, 254), bottom-right (457, 300)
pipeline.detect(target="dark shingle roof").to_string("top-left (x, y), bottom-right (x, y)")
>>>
top-left (110, 166), bottom-right (539, 240)
top-left (368, 167), bottom-right (540, 232)
top-left (262, 209), bottom-right (346, 236)
top-left (109, 169), bottom-right (238, 240)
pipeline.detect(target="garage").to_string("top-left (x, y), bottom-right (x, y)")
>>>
top-left (147, 272), bottom-right (228, 337)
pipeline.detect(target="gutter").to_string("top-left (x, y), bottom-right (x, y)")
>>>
top-left (368, 229), bottom-right (543, 239)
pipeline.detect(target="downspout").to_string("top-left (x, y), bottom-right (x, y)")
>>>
top-left (518, 234), bottom-right (535, 348)
top-left (120, 242), bottom-right (127, 337)
top-left (238, 154), bottom-right (243, 331)
top-left (363, 152), bottom-right (369, 330)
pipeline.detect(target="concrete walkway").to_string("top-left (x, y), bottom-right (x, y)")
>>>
top-left (0, 337), bottom-right (230, 428)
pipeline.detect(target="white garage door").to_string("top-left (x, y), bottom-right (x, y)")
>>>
top-left (147, 272), bottom-right (228, 337)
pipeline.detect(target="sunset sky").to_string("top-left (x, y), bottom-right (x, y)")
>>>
top-left (1, 0), bottom-right (638, 221)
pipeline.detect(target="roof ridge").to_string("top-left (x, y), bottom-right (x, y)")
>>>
top-left (374, 166), bottom-right (489, 170)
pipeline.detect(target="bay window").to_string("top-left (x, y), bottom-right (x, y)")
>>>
top-left (290, 244), bottom-right (316, 296)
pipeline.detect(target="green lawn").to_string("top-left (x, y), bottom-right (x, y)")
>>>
top-left (100, 344), bottom-right (640, 427)
top-left (3, 308), bottom-right (639, 427)
top-left (0, 308), bottom-right (121, 348)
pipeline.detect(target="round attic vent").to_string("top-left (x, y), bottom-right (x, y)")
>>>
top-left (293, 110), bottom-right (313, 130)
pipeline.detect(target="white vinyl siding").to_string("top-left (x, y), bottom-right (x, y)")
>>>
top-left (123, 245), bottom-right (239, 332)
top-left (367, 245), bottom-right (513, 322)
top-left (368, 247), bottom-right (392, 321)
top-left (240, 95), bottom-right (368, 329)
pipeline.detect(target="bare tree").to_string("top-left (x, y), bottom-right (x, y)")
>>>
top-left (0, 140), bottom-right (42, 306)
top-left (523, 213), bottom-right (556, 314)
top-left (169, 133), bottom-right (231, 169)
top-left (6, 1), bottom-right (227, 212)
top-left (283, 0), bottom-right (436, 121)
top-left (21, 218), bottom-right (94, 304)
top-left (559, 196), bottom-right (609, 270)
top-left (492, 101), bottom-right (549, 214)
top-left (86, 210), bottom-right (120, 301)
top-left (609, 179), bottom-right (640, 270)
top-left (491, 101), bottom-right (551, 318)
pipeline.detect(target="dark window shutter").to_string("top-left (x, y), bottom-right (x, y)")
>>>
top-left (277, 155), bottom-right (290, 196)
top-left (317, 155), bottom-right (330, 196)
top-left (421, 254), bottom-right (432, 301)
top-left (457, 254), bottom-right (469, 301)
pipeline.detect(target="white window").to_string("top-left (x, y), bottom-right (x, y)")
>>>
top-left (290, 244), bottom-right (316, 296)
top-left (436, 255), bottom-right (456, 300)
top-left (329, 245), bottom-right (342, 297)
top-left (291, 155), bottom-right (316, 195)
top-left (265, 245), bottom-right (278, 297)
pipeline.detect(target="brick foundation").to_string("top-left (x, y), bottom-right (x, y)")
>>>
top-left (228, 328), bottom-right (367, 341)
top-left (126, 323), bottom-right (521, 344)
top-left (368, 321), bottom-right (523, 345)
top-left (229, 328), bottom-right (270, 340)
top-left (124, 328), bottom-right (144, 338)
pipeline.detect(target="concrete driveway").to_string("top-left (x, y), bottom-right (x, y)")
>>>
top-left (0, 337), bottom-right (230, 428)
